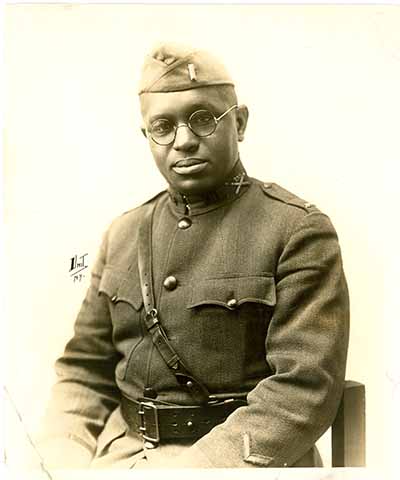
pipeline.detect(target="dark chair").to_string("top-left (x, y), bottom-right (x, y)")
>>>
top-left (331, 380), bottom-right (366, 467)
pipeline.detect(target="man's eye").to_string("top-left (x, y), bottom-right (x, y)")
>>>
top-left (151, 120), bottom-right (173, 136)
top-left (191, 111), bottom-right (214, 127)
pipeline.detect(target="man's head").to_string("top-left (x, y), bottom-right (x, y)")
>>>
top-left (138, 43), bottom-right (249, 195)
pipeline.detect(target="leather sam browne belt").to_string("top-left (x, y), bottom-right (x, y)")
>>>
top-left (137, 197), bottom-right (212, 404)
top-left (121, 395), bottom-right (247, 443)
top-left (132, 200), bottom-right (248, 444)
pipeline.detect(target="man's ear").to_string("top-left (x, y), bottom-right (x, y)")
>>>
top-left (236, 105), bottom-right (249, 142)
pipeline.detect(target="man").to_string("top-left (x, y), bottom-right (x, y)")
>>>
top-left (38, 43), bottom-right (349, 469)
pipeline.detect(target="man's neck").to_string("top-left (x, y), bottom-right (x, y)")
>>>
top-left (168, 159), bottom-right (251, 214)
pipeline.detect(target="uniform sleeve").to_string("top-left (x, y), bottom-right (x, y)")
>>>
top-left (37, 230), bottom-right (121, 468)
top-left (171, 211), bottom-right (350, 468)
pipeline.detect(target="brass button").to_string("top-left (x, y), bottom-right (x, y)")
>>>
top-left (178, 217), bottom-right (192, 229)
top-left (227, 298), bottom-right (238, 309)
top-left (111, 295), bottom-right (118, 303)
top-left (263, 183), bottom-right (272, 189)
top-left (186, 380), bottom-right (193, 388)
top-left (186, 421), bottom-right (193, 427)
top-left (163, 276), bottom-right (177, 291)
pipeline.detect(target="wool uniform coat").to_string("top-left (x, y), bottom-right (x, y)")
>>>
top-left (39, 172), bottom-right (349, 468)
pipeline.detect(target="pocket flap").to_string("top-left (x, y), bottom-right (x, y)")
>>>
top-left (188, 275), bottom-right (276, 310)
top-left (99, 266), bottom-right (143, 311)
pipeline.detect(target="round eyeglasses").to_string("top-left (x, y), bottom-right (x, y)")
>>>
top-left (146, 104), bottom-right (238, 146)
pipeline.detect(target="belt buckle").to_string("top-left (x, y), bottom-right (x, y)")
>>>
top-left (138, 401), bottom-right (160, 443)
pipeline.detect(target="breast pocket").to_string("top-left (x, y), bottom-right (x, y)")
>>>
top-left (188, 274), bottom-right (276, 311)
top-left (185, 274), bottom-right (276, 388)
top-left (99, 266), bottom-right (144, 380)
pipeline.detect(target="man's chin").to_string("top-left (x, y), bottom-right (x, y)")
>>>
top-left (169, 177), bottom-right (219, 196)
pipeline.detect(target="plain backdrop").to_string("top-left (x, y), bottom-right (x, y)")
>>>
top-left (3, 3), bottom-right (400, 477)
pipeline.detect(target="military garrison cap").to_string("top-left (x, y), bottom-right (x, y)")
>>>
top-left (138, 43), bottom-right (234, 95)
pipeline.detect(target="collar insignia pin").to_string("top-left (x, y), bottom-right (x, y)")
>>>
top-left (235, 173), bottom-right (245, 195)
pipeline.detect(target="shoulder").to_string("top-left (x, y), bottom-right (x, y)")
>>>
top-left (121, 190), bottom-right (167, 217)
top-left (251, 178), bottom-right (320, 215)
top-left (107, 190), bottom-right (167, 240)
top-left (248, 178), bottom-right (337, 241)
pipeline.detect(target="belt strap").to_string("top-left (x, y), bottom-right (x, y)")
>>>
top-left (138, 201), bottom-right (212, 404)
top-left (121, 395), bottom-right (247, 443)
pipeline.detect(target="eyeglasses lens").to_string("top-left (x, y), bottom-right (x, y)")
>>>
top-left (189, 110), bottom-right (216, 137)
top-left (150, 119), bottom-right (175, 145)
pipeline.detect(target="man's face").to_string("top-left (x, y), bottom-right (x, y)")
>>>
top-left (140, 87), bottom-right (248, 195)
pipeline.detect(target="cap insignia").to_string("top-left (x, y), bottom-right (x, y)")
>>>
top-left (187, 63), bottom-right (197, 81)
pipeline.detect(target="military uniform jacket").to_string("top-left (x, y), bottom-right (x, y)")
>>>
top-left (41, 173), bottom-right (349, 468)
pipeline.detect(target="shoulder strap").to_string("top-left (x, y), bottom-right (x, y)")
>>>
top-left (260, 182), bottom-right (317, 212)
top-left (138, 200), bottom-right (212, 405)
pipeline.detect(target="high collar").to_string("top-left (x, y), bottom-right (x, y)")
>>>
top-left (167, 159), bottom-right (251, 216)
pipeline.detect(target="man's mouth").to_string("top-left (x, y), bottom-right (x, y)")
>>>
top-left (172, 158), bottom-right (208, 175)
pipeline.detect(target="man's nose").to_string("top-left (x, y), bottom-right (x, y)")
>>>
top-left (173, 125), bottom-right (199, 152)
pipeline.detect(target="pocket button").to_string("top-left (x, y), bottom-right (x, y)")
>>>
top-left (227, 298), bottom-right (238, 309)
